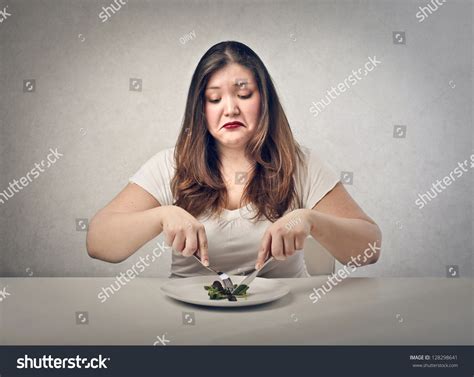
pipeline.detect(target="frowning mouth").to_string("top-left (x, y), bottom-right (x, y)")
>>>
top-left (222, 121), bottom-right (245, 129)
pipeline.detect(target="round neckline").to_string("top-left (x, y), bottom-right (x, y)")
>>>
top-left (220, 203), bottom-right (253, 221)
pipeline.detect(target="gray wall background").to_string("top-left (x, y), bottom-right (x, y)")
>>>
top-left (0, 0), bottom-right (472, 278)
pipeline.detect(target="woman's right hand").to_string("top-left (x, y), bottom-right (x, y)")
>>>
top-left (159, 205), bottom-right (209, 266)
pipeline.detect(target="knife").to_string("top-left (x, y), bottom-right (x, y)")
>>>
top-left (192, 254), bottom-right (234, 291)
top-left (231, 256), bottom-right (274, 294)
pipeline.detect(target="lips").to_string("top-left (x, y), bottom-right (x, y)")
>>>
top-left (222, 121), bottom-right (245, 129)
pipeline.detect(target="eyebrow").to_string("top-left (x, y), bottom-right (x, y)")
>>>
top-left (206, 79), bottom-right (252, 90)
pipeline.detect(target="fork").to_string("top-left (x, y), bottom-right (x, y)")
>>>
top-left (192, 254), bottom-right (234, 290)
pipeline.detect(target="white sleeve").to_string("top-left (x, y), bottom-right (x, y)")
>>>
top-left (301, 148), bottom-right (340, 209)
top-left (128, 148), bottom-right (175, 206)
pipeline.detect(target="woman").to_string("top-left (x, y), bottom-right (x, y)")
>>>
top-left (86, 41), bottom-right (381, 278)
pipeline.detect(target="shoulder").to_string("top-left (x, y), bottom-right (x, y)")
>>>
top-left (296, 144), bottom-right (332, 174)
top-left (131, 146), bottom-right (176, 183)
top-left (140, 146), bottom-right (176, 174)
top-left (148, 147), bottom-right (175, 166)
top-left (294, 144), bottom-right (340, 208)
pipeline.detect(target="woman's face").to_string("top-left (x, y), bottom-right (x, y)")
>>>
top-left (204, 63), bottom-right (261, 150)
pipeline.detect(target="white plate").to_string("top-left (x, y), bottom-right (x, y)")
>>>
top-left (161, 275), bottom-right (290, 307)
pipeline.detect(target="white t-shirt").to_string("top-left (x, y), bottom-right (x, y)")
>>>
top-left (129, 145), bottom-right (339, 278)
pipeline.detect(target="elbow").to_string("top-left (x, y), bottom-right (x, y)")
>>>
top-left (345, 223), bottom-right (382, 267)
top-left (371, 247), bottom-right (381, 264)
top-left (86, 227), bottom-right (100, 260)
top-left (85, 220), bottom-right (127, 264)
top-left (85, 217), bottom-right (100, 260)
top-left (368, 224), bottom-right (382, 265)
top-left (86, 242), bottom-right (98, 261)
top-left (86, 239), bottom-right (126, 264)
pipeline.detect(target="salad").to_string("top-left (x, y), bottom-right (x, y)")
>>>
top-left (204, 280), bottom-right (249, 301)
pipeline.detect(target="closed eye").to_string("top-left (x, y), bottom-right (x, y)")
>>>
top-left (207, 93), bottom-right (252, 103)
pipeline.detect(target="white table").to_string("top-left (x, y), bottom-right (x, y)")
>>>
top-left (0, 277), bottom-right (472, 345)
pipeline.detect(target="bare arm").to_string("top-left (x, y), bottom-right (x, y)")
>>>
top-left (86, 183), bottom-right (166, 263)
top-left (308, 182), bottom-right (382, 265)
top-left (86, 183), bottom-right (210, 264)
top-left (256, 182), bottom-right (382, 268)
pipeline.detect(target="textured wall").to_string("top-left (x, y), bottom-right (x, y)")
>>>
top-left (0, 0), bottom-right (472, 278)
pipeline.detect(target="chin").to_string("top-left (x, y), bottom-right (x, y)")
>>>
top-left (218, 138), bottom-right (248, 149)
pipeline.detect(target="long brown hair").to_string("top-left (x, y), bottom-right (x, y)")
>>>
top-left (171, 41), bottom-right (304, 222)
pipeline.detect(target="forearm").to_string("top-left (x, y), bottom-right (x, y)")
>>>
top-left (307, 210), bottom-right (382, 265)
top-left (86, 206), bottom-right (166, 263)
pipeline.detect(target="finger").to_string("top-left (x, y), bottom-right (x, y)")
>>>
top-left (182, 227), bottom-right (198, 257)
top-left (272, 233), bottom-right (285, 261)
top-left (256, 231), bottom-right (271, 269)
top-left (283, 234), bottom-right (296, 257)
top-left (164, 229), bottom-right (174, 248)
top-left (294, 233), bottom-right (306, 251)
top-left (172, 230), bottom-right (186, 255)
top-left (164, 234), bottom-right (174, 249)
top-left (197, 225), bottom-right (209, 266)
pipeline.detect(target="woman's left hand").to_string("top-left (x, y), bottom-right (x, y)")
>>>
top-left (255, 209), bottom-right (313, 269)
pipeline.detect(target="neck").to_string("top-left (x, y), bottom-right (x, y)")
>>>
top-left (217, 144), bottom-right (254, 171)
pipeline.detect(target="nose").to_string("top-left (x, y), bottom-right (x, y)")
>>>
top-left (223, 96), bottom-right (240, 117)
